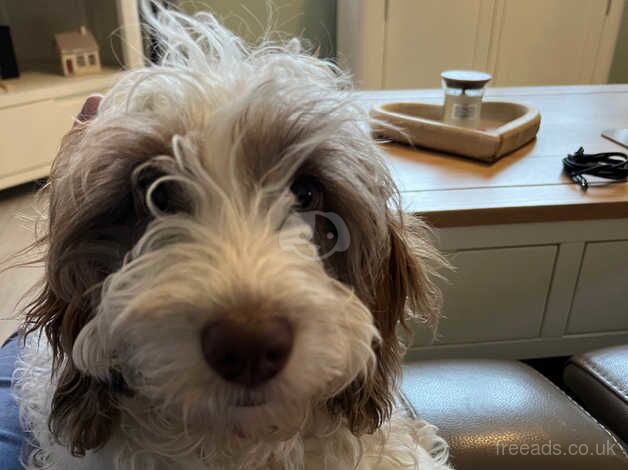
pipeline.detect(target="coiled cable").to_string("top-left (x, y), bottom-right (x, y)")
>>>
top-left (562, 147), bottom-right (628, 191)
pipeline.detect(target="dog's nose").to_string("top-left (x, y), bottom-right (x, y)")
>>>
top-left (201, 317), bottom-right (294, 387)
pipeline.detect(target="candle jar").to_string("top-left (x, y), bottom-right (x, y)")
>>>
top-left (441, 70), bottom-right (492, 128)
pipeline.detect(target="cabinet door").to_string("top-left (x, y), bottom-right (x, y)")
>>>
top-left (414, 245), bottom-right (557, 345)
top-left (383, 0), bottom-right (494, 89)
top-left (0, 95), bottom-right (85, 189)
top-left (0, 101), bottom-right (59, 178)
top-left (567, 241), bottom-right (628, 334)
top-left (489, 0), bottom-right (610, 85)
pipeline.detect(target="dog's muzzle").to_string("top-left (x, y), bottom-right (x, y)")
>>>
top-left (201, 317), bottom-right (294, 388)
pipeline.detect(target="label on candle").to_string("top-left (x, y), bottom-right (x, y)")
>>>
top-left (452, 103), bottom-right (480, 120)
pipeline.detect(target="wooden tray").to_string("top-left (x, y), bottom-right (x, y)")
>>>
top-left (371, 101), bottom-right (541, 163)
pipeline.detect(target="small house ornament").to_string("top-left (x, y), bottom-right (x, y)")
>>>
top-left (55, 26), bottom-right (100, 77)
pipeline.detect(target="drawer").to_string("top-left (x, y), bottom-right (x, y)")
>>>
top-left (567, 241), bottom-right (628, 334)
top-left (414, 245), bottom-right (557, 345)
top-left (0, 96), bottom-right (86, 180)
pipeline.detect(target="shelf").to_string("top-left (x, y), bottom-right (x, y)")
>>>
top-left (0, 67), bottom-right (121, 110)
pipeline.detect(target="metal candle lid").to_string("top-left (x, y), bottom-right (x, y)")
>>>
top-left (441, 70), bottom-right (492, 89)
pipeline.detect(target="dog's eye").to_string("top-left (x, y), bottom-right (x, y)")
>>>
top-left (148, 183), bottom-right (171, 213)
top-left (134, 165), bottom-right (188, 215)
top-left (291, 176), bottom-right (322, 211)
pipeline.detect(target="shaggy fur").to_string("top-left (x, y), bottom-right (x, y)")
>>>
top-left (13, 3), bottom-right (451, 469)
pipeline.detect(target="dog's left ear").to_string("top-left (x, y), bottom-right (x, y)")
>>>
top-left (23, 96), bottom-right (169, 456)
top-left (332, 211), bottom-right (443, 434)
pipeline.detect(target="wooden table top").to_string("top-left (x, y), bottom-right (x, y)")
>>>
top-left (361, 85), bottom-right (628, 227)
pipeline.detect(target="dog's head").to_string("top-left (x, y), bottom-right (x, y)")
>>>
top-left (25, 5), bottom-right (443, 457)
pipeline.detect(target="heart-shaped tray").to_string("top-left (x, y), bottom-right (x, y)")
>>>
top-left (371, 101), bottom-right (541, 163)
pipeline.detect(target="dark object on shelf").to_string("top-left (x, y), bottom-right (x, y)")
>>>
top-left (563, 147), bottom-right (628, 191)
top-left (0, 25), bottom-right (20, 79)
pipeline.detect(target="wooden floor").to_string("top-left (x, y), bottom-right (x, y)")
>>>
top-left (0, 183), bottom-right (43, 343)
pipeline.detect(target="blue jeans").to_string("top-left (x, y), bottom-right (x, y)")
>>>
top-left (0, 333), bottom-right (25, 469)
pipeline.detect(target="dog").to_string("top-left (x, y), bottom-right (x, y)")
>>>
top-left (13, 4), bottom-right (452, 469)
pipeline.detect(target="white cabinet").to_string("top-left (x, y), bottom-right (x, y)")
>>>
top-left (382, 0), bottom-right (494, 89)
top-left (0, 99), bottom-right (82, 178)
top-left (338, 0), bottom-right (625, 89)
top-left (414, 245), bottom-right (557, 345)
top-left (489, 0), bottom-right (619, 86)
top-left (406, 220), bottom-right (628, 361)
top-left (567, 241), bottom-right (628, 334)
top-left (0, 0), bottom-right (143, 190)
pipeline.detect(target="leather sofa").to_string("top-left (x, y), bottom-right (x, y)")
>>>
top-left (400, 354), bottom-right (628, 469)
top-left (564, 344), bottom-right (628, 447)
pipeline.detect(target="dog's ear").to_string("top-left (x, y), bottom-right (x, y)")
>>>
top-left (48, 361), bottom-right (120, 456)
top-left (331, 211), bottom-right (443, 435)
top-left (379, 213), bottom-right (443, 331)
top-left (23, 107), bottom-right (171, 455)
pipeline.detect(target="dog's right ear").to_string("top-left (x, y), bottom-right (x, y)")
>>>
top-left (23, 100), bottom-right (171, 455)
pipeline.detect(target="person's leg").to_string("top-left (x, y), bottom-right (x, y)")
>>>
top-left (0, 333), bottom-right (26, 470)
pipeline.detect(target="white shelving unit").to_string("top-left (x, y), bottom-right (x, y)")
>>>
top-left (0, 68), bottom-right (121, 107)
top-left (0, 0), bottom-right (143, 190)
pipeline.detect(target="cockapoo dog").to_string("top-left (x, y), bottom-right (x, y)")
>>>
top-left (13, 4), bottom-right (452, 470)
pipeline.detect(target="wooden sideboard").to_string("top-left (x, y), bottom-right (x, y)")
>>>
top-left (364, 85), bottom-right (628, 360)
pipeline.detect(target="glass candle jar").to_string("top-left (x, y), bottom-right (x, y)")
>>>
top-left (441, 70), bottom-right (492, 128)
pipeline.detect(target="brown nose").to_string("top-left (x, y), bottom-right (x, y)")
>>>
top-left (201, 317), bottom-right (294, 387)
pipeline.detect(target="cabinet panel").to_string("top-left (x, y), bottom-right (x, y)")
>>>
top-left (383, 0), bottom-right (493, 88)
top-left (490, 0), bottom-right (608, 86)
top-left (338, 0), bottom-right (621, 89)
top-left (0, 96), bottom-right (84, 183)
top-left (567, 241), bottom-right (628, 334)
top-left (414, 245), bottom-right (557, 345)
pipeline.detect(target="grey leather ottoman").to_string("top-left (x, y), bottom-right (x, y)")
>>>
top-left (400, 359), bottom-right (628, 469)
top-left (564, 344), bottom-right (628, 446)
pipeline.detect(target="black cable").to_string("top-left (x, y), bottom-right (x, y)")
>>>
top-left (562, 147), bottom-right (628, 191)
